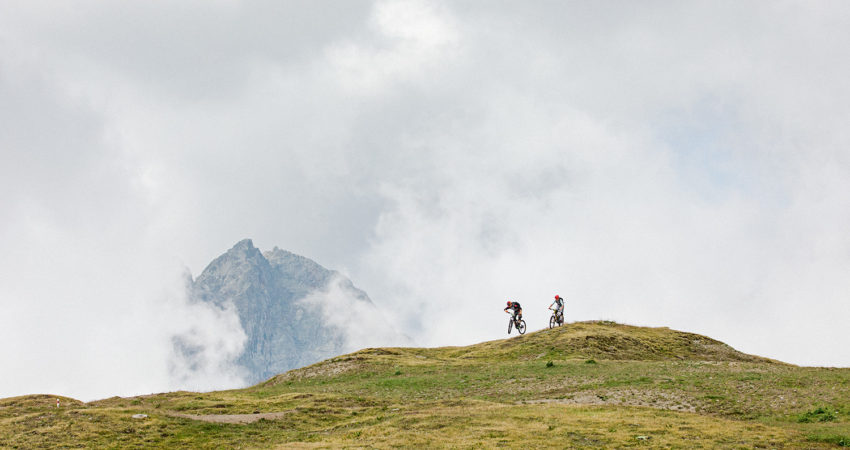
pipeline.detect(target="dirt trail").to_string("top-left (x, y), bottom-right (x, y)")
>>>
top-left (166, 410), bottom-right (292, 424)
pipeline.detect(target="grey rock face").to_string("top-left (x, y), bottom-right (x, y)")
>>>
top-left (188, 239), bottom-right (372, 384)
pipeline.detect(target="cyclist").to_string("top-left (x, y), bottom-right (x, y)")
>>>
top-left (549, 295), bottom-right (564, 324)
top-left (505, 300), bottom-right (523, 323)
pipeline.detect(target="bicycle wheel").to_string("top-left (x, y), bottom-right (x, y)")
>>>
top-left (517, 320), bottom-right (526, 335)
top-left (507, 318), bottom-right (513, 334)
top-left (549, 315), bottom-right (556, 329)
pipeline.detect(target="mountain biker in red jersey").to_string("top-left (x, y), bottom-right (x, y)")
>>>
top-left (504, 300), bottom-right (522, 321)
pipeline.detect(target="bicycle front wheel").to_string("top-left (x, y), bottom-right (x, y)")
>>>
top-left (549, 315), bottom-right (556, 329)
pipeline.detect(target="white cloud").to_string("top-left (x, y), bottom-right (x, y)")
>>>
top-left (167, 296), bottom-right (248, 392)
top-left (298, 274), bottom-right (411, 352)
top-left (1, 0), bottom-right (849, 401)
top-left (326, 0), bottom-right (460, 94)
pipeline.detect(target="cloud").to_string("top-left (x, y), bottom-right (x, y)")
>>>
top-left (326, 0), bottom-right (460, 94)
top-left (298, 274), bottom-right (411, 352)
top-left (1, 0), bottom-right (849, 401)
top-left (0, 252), bottom-right (247, 400)
top-left (168, 294), bottom-right (248, 392)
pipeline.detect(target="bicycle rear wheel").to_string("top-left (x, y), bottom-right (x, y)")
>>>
top-left (518, 320), bottom-right (526, 335)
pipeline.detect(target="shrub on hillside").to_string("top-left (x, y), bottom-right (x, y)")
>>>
top-left (798, 406), bottom-right (838, 423)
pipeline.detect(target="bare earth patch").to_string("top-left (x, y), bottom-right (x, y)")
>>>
top-left (521, 389), bottom-right (697, 413)
top-left (166, 410), bottom-right (292, 424)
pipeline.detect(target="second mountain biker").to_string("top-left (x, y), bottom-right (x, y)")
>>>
top-left (549, 295), bottom-right (564, 324)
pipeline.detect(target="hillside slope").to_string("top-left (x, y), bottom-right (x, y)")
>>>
top-left (2, 322), bottom-right (848, 448)
top-left (392, 320), bottom-right (773, 363)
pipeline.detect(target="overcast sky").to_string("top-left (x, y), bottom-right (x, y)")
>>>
top-left (2, 1), bottom-right (849, 400)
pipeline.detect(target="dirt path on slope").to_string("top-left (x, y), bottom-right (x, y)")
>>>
top-left (165, 410), bottom-right (293, 424)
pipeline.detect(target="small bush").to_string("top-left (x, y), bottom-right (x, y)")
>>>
top-left (546, 361), bottom-right (554, 368)
top-left (798, 406), bottom-right (838, 423)
top-left (585, 359), bottom-right (596, 365)
top-left (393, 370), bottom-right (402, 376)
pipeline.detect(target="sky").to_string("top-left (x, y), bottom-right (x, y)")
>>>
top-left (1, 1), bottom-right (849, 400)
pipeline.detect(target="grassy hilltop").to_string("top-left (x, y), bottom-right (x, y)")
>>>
top-left (2, 321), bottom-right (849, 448)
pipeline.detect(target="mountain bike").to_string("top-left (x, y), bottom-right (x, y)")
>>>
top-left (507, 314), bottom-right (526, 335)
top-left (548, 308), bottom-right (564, 329)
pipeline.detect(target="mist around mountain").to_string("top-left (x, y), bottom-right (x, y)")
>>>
top-left (172, 239), bottom-right (407, 385)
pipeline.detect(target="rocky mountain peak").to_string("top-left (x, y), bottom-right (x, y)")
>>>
top-left (184, 240), bottom-right (389, 384)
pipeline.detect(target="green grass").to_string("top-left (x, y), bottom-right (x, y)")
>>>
top-left (2, 321), bottom-right (848, 448)
top-left (800, 407), bottom-right (840, 423)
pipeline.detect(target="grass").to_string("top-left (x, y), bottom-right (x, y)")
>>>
top-left (800, 407), bottom-right (840, 423)
top-left (2, 321), bottom-right (848, 448)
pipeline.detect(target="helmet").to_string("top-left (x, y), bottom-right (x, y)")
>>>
top-left (554, 295), bottom-right (561, 300)
top-left (506, 301), bottom-right (512, 306)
